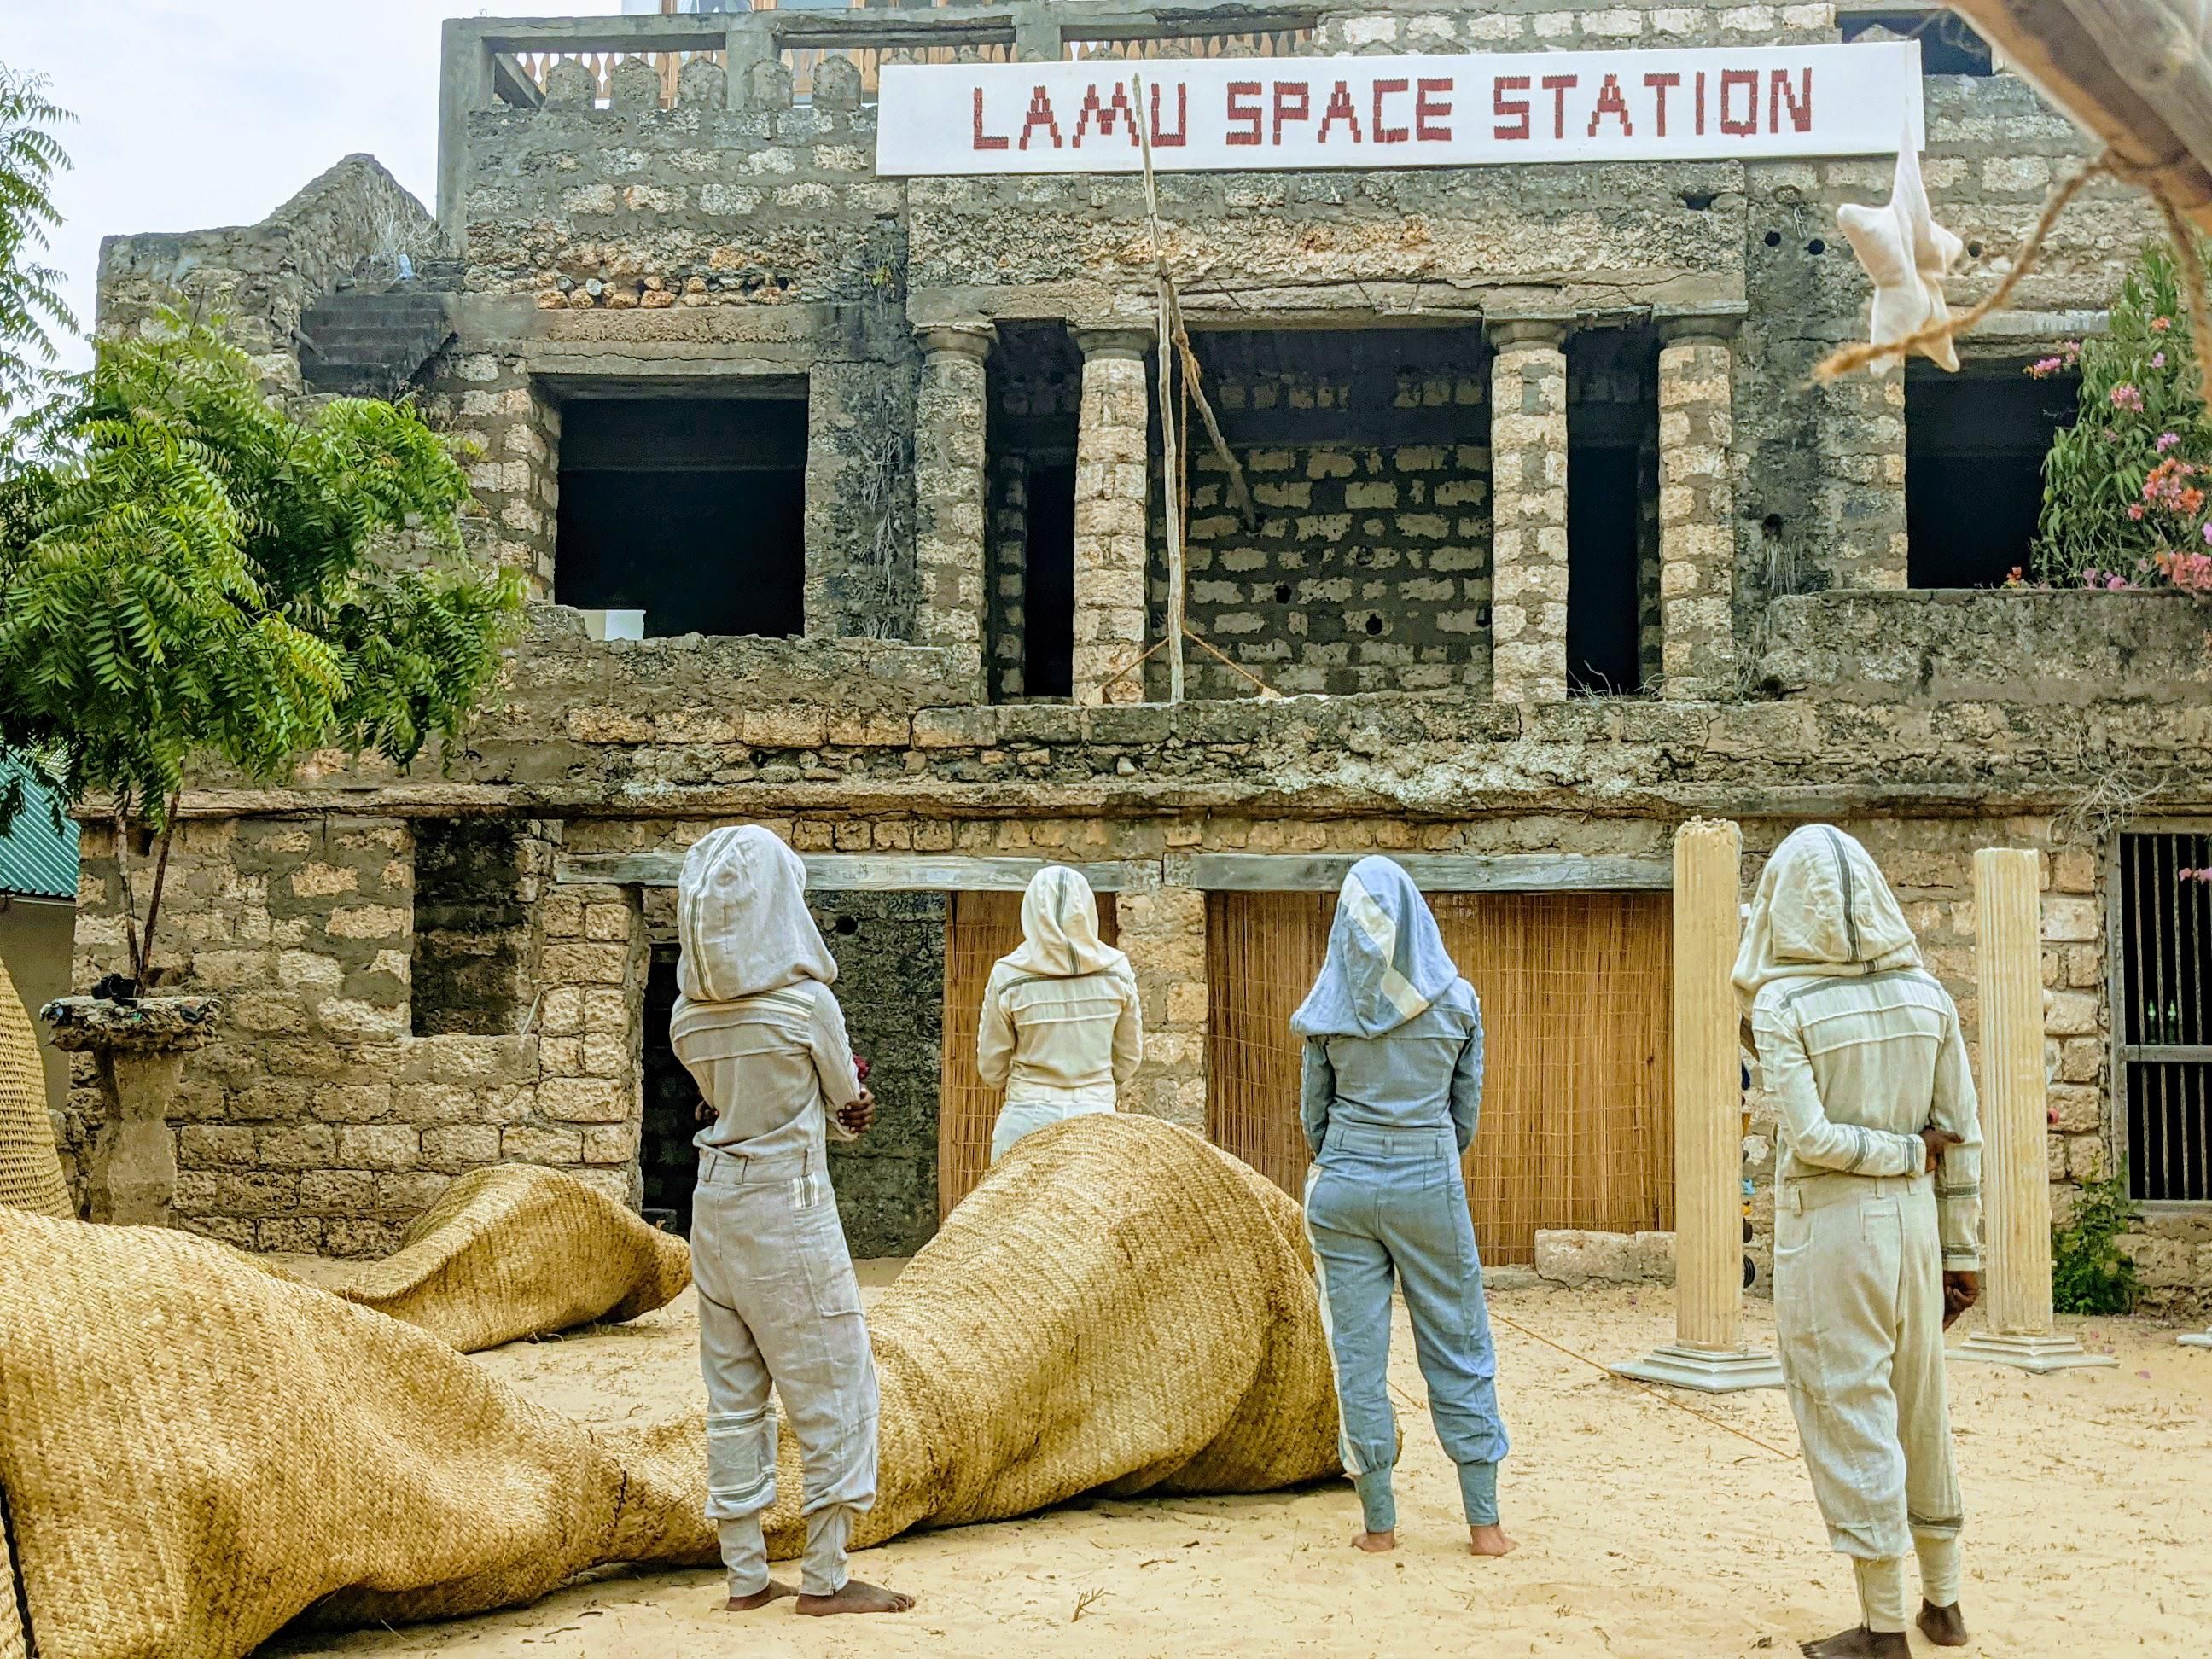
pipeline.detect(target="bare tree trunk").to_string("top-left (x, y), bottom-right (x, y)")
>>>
top-left (138, 795), bottom-right (182, 989)
top-left (111, 796), bottom-right (144, 991)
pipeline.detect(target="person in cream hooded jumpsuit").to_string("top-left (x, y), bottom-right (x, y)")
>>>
top-left (975, 865), bottom-right (1143, 1163)
top-left (1736, 825), bottom-right (1982, 1658)
top-left (672, 825), bottom-right (911, 1617)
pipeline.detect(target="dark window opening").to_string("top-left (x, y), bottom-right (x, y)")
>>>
top-left (1841, 10), bottom-right (1998, 76)
top-left (1906, 363), bottom-right (2078, 587)
top-left (1023, 463), bottom-right (1077, 698)
top-left (1567, 329), bottom-right (1659, 696)
top-left (555, 392), bottom-right (807, 638)
top-left (2118, 832), bottom-right (2212, 1203)
top-left (411, 819), bottom-right (533, 1038)
top-left (987, 322), bottom-right (1083, 702)
top-left (641, 947), bottom-right (702, 1232)
top-left (640, 894), bottom-right (946, 1249)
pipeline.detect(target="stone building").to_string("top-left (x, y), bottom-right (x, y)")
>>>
top-left (79, 1), bottom-right (2212, 1307)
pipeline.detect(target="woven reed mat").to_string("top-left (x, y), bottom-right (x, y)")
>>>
top-left (301, 1162), bottom-right (692, 1353)
top-left (0, 1206), bottom-right (712, 1659)
top-left (0, 966), bottom-right (70, 1220)
top-left (778, 1111), bottom-right (1343, 1558)
top-left (0, 1114), bottom-right (1338, 1655)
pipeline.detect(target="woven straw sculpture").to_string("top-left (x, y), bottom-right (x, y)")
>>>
top-left (305, 1162), bottom-right (693, 1353)
top-left (0, 1115), bottom-right (1339, 1657)
top-left (0, 964), bottom-right (70, 1220)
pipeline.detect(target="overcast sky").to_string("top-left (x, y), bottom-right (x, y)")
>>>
top-left (6, 2), bottom-right (627, 375)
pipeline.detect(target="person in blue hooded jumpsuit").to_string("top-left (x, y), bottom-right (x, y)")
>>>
top-left (1294, 856), bottom-right (1515, 1558)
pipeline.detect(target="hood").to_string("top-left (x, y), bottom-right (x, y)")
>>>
top-left (1732, 824), bottom-right (1921, 1013)
top-left (674, 825), bottom-right (836, 1004)
top-left (1000, 865), bottom-right (1128, 980)
top-left (1291, 856), bottom-right (1461, 1039)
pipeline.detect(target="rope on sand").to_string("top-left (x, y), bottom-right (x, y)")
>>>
top-left (1487, 1310), bottom-right (1802, 1464)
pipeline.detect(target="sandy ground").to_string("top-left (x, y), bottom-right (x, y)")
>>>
top-left (266, 1265), bottom-right (2211, 1659)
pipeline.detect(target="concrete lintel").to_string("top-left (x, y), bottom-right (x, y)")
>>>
top-left (1176, 853), bottom-right (1673, 894)
top-left (555, 851), bottom-right (1159, 893)
top-left (1654, 302), bottom-right (1749, 345)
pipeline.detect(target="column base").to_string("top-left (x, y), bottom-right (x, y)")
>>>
top-left (1612, 1343), bottom-right (1784, 1394)
top-left (2178, 1330), bottom-right (2212, 1349)
top-left (1951, 1331), bottom-right (2118, 1372)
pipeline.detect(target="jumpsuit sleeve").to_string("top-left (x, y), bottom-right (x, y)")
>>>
top-left (1109, 967), bottom-right (1144, 1090)
top-left (975, 968), bottom-right (1016, 1091)
top-left (1930, 996), bottom-right (1985, 1272)
top-left (1752, 996), bottom-right (1923, 1178)
top-left (1449, 998), bottom-right (1485, 1155)
top-left (1300, 1038), bottom-right (1336, 1156)
top-left (809, 982), bottom-right (862, 1142)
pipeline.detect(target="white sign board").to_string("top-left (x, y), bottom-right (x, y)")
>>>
top-left (877, 42), bottom-right (1923, 175)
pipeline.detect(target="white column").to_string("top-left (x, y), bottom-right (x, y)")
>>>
top-left (1615, 818), bottom-right (1784, 1393)
top-left (1956, 848), bottom-right (2117, 1372)
top-left (912, 322), bottom-right (995, 696)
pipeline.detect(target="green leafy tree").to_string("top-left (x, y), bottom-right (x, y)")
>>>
top-left (0, 62), bottom-right (73, 421)
top-left (0, 317), bottom-right (521, 988)
top-left (2032, 242), bottom-right (2212, 588)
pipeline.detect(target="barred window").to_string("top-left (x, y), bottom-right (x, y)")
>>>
top-left (2117, 830), bottom-right (2212, 1202)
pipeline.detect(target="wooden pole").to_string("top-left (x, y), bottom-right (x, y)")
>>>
top-left (1615, 819), bottom-right (1782, 1392)
top-left (1133, 75), bottom-right (1185, 706)
top-left (1957, 847), bottom-right (2116, 1371)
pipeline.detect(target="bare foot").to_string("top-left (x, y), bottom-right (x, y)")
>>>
top-left (1918, 1601), bottom-right (1970, 1648)
top-left (1799, 1627), bottom-right (1910, 1658)
top-left (722, 1580), bottom-right (796, 1612)
top-left (1352, 1528), bottom-right (1396, 1553)
top-left (795, 1578), bottom-right (915, 1616)
top-left (1468, 1524), bottom-right (1518, 1557)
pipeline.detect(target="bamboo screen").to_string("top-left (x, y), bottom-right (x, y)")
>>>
top-left (1206, 889), bottom-right (1674, 1266)
top-left (937, 890), bottom-right (1119, 1220)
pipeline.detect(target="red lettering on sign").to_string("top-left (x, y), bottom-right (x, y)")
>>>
top-left (972, 87), bottom-right (1009, 150)
top-left (1318, 79), bottom-right (1364, 143)
top-left (1373, 78), bottom-right (1411, 143)
top-left (1073, 81), bottom-right (1139, 148)
top-left (1226, 80), bottom-right (1262, 146)
top-left (1272, 80), bottom-right (1311, 144)
top-left (1018, 84), bottom-right (1062, 150)
top-left (1150, 81), bottom-right (1188, 147)
top-left (1695, 70), bottom-right (1708, 135)
top-left (1416, 77), bottom-right (1453, 141)
top-left (1771, 67), bottom-right (1812, 134)
top-left (1493, 74), bottom-right (1531, 141)
top-left (1644, 72), bottom-right (1679, 138)
top-left (1586, 73), bottom-right (1632, 137)
top-left (1720, 68), bottom-right (1758, 136)
top-left (1540, 74), bottom-right (1578, 141)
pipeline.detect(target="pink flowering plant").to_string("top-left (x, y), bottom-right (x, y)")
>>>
top-left (2032, 242), bottom-right (2212, 591)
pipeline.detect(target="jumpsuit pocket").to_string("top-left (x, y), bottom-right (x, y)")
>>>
top-left (794, 1188), bottom-right (864, 1318)
top-left (705, 1406), bottom-right (775, 1516)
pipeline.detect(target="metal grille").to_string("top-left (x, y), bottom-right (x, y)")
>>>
top-left (2117, 830), bottom-right (2212, 1201)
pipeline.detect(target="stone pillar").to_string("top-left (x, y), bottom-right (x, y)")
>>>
top-left (1115, 882), bottom-right (1208, 1133)
top-left (1616, 819), bottom-right (1783, 1393)
top-left (1071, 327), bottom-right (1154, 707)
top-left (1958, 849), bottom-right (2117, 1372)
top-left (912, 323), bottom-right (995, 695)
top-left (1487, 318), bottom-right (1569, 704)
top-left (1656, 323), bottom-right (1739, 701)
